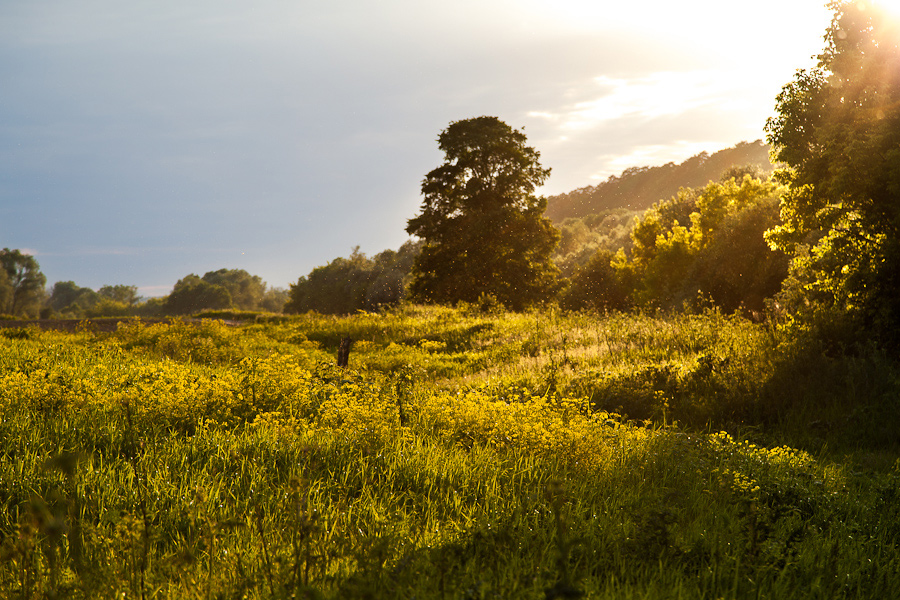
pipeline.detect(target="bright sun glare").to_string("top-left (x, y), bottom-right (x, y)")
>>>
top-left (872, 0), bottom-right (900, 17)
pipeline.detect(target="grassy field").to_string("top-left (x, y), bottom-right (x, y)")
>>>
top-left (1, 307), bottom-right (898, 598)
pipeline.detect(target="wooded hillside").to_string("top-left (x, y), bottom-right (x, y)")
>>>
top-left (545, 140), bottom-right (773, 222)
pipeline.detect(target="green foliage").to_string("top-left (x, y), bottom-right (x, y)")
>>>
top-left (406, 116), bottom-right (561, 310)
top-left (0, 248), bottom-right (46, 318)
top-left (559, 250), bottom-right (630, 312)
top-left (200, 269), bottom-right (266, 311)
top-left (157, 269), bottom-right (287, 316)
top-left (44, 271), bottom-right (281, 320)
top-left (553, 208), bottom-right (638, 277)
top-left (84, 298), bottom-right (134, 318)
top-left (260, 286), bottom-right (290, 313)
top-left (545, 140), bottom-right (775, 222)
top-left (163, 274), bottom-right (233, 315)
top-left (611, 176), bottom-right (787, 311)
top-left (684, 199), bottom-right (790, 313)
top-left (98, 285), bottom-right (139, 306)
top-left (46, 283), bottom-right (147, 319)
top-left (47, 281), bottom-right (100, 318)
top-left (284, 242), bottom-right (421, 315)
top-left (0, 309), bottom-right (898, 598)
top-left (764, 0), bottom-right (900, 346)
top-left (134, 297), bottom-right (165, 317)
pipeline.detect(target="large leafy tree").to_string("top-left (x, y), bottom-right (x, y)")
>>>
top-left (405, 116), bottom-right (560, 310)
top-left (764, 1), bottom-right (900, 337)
top-left (0, 248), bottom-right (46, 318)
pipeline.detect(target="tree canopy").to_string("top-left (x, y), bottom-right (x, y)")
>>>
top-left (160, 269), bottom-right (285, 315)
top-left (201, 269), bottom-right (266, 311)
top-left (99, 285), bottom-right (140, 306)
top-left (162, 275), bottom-right (233, 315)
top-left (544, 141), bottom-right (774, 222)
top-left (284, 242), bottom-right (421, 315)
top-left (405, 116), bottom-right (560, 310)
top-left (0, 248), bottom-right (46, 318)
top-left (764, 0), bottom-right (900, 341)
top-left (47, 281), bottom-right (99, 316)
top-left (608, 175), bottom-right (787, 312)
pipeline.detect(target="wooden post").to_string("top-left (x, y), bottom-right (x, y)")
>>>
top-left (337, 337), bottom-right (353, 368)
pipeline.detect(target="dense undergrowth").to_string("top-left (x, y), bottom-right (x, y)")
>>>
top-left (1, 307), bottom-right (898, 598)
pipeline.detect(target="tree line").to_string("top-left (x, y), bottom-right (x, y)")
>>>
top-left (0, 255), bottom-right (291, 320)
top-left (3, 164), bottom-right (780, 322)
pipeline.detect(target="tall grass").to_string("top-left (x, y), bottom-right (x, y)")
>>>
top-left (0, 309), bottom-right (898, 598)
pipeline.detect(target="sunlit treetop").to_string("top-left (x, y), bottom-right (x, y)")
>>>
top-left (764, 0), bottom-right (900, 340)
top-left (766, 0), bottom-right (900, 238)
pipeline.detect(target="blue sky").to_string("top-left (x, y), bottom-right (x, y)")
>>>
top-left (0, 0), bottom-right (833, 297)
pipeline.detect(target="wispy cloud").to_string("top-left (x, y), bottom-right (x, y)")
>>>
top-left (529, 70), bottom-right (746, 132)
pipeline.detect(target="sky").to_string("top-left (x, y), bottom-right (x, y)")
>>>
top-left (0, 0), bottom-right (836, 298)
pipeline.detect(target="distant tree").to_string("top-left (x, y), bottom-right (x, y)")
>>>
top-left (135, 297), bottom-right (165, 317)
top-left (614, 188), bottom-right (700, 307)
top-left (47, 281), bottom-right (100, 316)
top-left (284, 242), bottom-right (422, 315)
top-left (0, 248), bottom-right (46, 318)
top-left (0, 269), bottom-right (11, 317)
top-left (406, 116), bottom-right (560, 310)
top-left (720, 164), bottom-right (769, 183)
top-left (98, 285), bottom-right (140, 306)
top-left (260, 288), bottom-right (290, 313)
top-left (162, 275), bottom-right (232, 315)
top-left (284, 248), bottom-right (373, 315)
top-left (86, 298), bottom-right (133, 318)
top-left (544, 140), bottom-right (775, 222)
top-left (201, 269), bottom-right (265, 311)
top-left (552, 208), bottom-right (639, 277)
top-left (365, 241), bottom-right (422, 309)
top-left (764, 0), bottom-right (900, 342)
top-left (556, 219), bottom-right (594, 258)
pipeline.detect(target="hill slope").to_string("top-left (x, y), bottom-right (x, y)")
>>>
top-left (545, 140), bottom-right (774, 222)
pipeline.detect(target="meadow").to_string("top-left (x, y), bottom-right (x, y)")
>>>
top-left (1, 306), bottom-right (898, 599)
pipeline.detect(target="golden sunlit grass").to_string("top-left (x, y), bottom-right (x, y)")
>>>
top-left (0, 311), bottom-right (898, 598)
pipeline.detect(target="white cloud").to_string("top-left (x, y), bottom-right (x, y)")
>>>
top-left (529, 70), bottom-right (751, 132)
